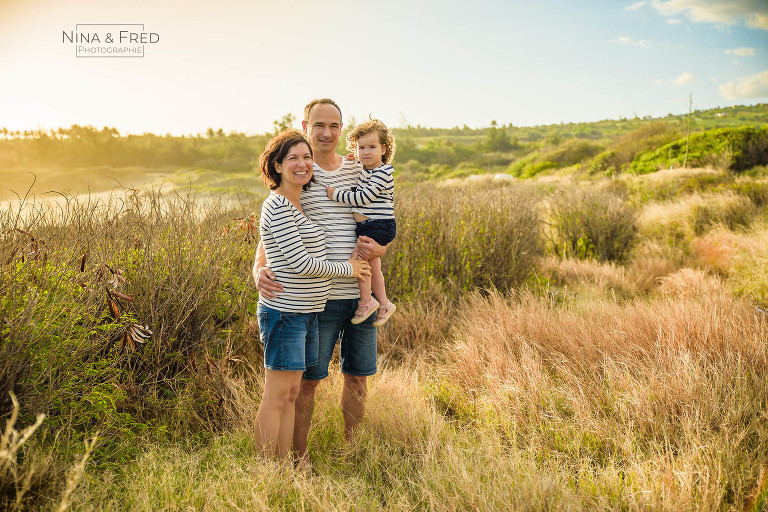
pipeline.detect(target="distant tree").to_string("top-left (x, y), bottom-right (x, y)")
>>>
top-left (547, 132), bottom-right (563, 145)
top-left (273, 113), bottom-right (295, 134)
top-left (484, 120), bottom-right (512, 151)
top-left (206, 128), bottom-right (215, 138)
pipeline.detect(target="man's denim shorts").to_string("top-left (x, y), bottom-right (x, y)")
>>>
top-left (257, 304), bottom-right (319, 372)
top-left (303, 298), bottom-right (377, 380)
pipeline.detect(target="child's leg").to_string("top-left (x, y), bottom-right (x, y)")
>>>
top-left (358, 271), bottom-right (372, 303)
top-left (351, 241), bottom-right (373, 303)
top-left (370, 257), bottom-right (387, 305)
top-left (371, 256), bottom-right (396, 327)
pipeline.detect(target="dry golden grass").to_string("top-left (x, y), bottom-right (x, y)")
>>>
top-left (692, 223), bottom-right (768, 271)
top-left (638, 192), bottom-right (755, 246)
top-left (1, 394), bottom-right (98, 512)
top-left (446, 290), bottom-right (767, 510)
top-left (0, 394), bottom-right (46, 510)
top-left (657, 268), bottom-right (724, 297)
top-left (377, 280), bottom-right (454, 365)
top-left (543, 256), bottom-right (675, 297)
top-left (692, 229), bottom-right (742, 274)
top-left (63, 288), bottom-right (768, 511)
top-left (630, 166), bottom-right (721, 184)
top-left (5, 173), bottom-right (768, 510)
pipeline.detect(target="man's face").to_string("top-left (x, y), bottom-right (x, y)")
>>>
top-left (302, 103), bottom-right (342, 154)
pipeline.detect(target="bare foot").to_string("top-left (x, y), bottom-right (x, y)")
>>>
top-left (294, 454), bottom-right (312, 475)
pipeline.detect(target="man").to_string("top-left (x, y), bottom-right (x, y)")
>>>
top-left (253, 98), bottom-right (387, 469)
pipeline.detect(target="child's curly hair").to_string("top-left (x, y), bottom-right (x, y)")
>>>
top-left (346, 118), bottom-right (396, 164)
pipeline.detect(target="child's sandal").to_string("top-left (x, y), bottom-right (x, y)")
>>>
top-left (351, 298), bottom-right (380, 325)
top-left (372, 300), bottom-right (396, 327)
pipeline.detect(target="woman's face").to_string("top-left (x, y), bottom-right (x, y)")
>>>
top-left (275, 142), bottom-right (313, 190)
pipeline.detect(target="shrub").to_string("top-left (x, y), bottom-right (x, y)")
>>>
top-left (629, 126), bottom-right (768, 174)
top-left (590, 122), bottom-right (681, 174)
top-left (624, 168), bottom-right (731, 203)
top-left (507, 140), bottom-right (603, 177)
top-left (545, 139), bottom-right (603, 167)
top-left (688, 193), bottom-right (755, 235)
top-left (730, 178), bottom-right (768, 207)
top-left (384, 182), bottom-right (542, 297)
top-left (0, 190), bottom-right (259, 441)
top-left (550, 189), bottom-right (638, 262)
top-left (637, 192), bottom-right (757, 262)
top-left (588, 150), bottom-right (615, 175)
top-left (507, 153), bottom-right (539, 177)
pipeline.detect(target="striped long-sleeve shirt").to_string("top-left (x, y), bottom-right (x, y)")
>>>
top-left (258, 193), bottom-right (353, 312)
top-left (302, 158), bottom-right (365, 300)
top-left (331, 163), bottom-right (394, 220)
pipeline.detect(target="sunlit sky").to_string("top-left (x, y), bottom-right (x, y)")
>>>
top-left (1, 0), bottom-right (767, 136)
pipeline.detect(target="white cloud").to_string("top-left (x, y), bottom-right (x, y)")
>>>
top-left (674, 71), bottom-right (699, 85)
top-left (611, 36), bottom-right (652, 48)
top-left (748, 12), bottom-right (768, 30)
top-left (667, 18), bottom-right (683, 24)
top-left (726, 47), bottom-right (755, 56)
top-left (651, 0), bottom-right (768, 30)
top-left (626, 1), bottom-right (646, 11)
top-left (719, 70), bottom-right (768, 99)
top-left (655, 78), bottom-right (665, 84)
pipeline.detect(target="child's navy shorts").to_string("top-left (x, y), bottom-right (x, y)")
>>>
top-left (355, 218), bottom-right (397, 246)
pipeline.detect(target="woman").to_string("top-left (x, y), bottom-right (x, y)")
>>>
top-left (253, 130), bottom-right (370, 462)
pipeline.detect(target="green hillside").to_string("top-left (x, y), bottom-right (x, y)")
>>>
top-left (0, 104), bottom-right (766, 201)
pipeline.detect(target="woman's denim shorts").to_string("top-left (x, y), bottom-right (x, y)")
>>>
top-left (257, 304), bottom-right (319, 371)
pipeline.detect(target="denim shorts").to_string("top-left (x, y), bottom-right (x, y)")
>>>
top-left (303, 299), bottom-right (377, 380)
top-left (257, 304), bottom-right (319, 371)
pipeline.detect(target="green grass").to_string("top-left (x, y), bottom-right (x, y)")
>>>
top-left (3, 147), bottom-right (768, 509)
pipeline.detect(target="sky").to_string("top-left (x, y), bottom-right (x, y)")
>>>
top-left (0, 0), bottom-right (767, 136)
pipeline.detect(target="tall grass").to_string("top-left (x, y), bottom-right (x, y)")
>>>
top-left (65, 290), bottom-right (768, 510)
top-left (637, 191), bottom-right (757, 262)
top-left (0, 190), bottom-right (260, 448)
top-left (385, 180), bottom-right (542, 297)
top-left (2, 172), bottom-right (767, 510)
top-left (0, 393), bottom-right (46, 509)
top-left (549, 188), bottom-right (638, 262)
top-left (446, 289), bottom-right (767, 510)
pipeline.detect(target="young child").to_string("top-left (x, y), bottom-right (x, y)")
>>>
top-left (326, 118), bottom-right (396, 327)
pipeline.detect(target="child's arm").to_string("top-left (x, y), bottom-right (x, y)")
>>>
top-left (265, 201), bottom-right (359, 278)
top-left (325, 165), bottom-right (393, 207)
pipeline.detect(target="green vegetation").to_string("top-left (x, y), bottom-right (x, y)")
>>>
top-left (0, 125), bottom-right (269, 171)
top-left (549, 189), bottom-right (638, 262)
top-left (1, 104), bottom-right (768, 510)
top-left (629, 125), bottom-right (768, 174)
top-left (385, 183), bottom-right (542, 296)
top-left (1, 104), bottom-right (767, 198)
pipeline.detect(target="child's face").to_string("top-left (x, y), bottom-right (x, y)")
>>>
top-left (355, 131), bottom-right (385, 169)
